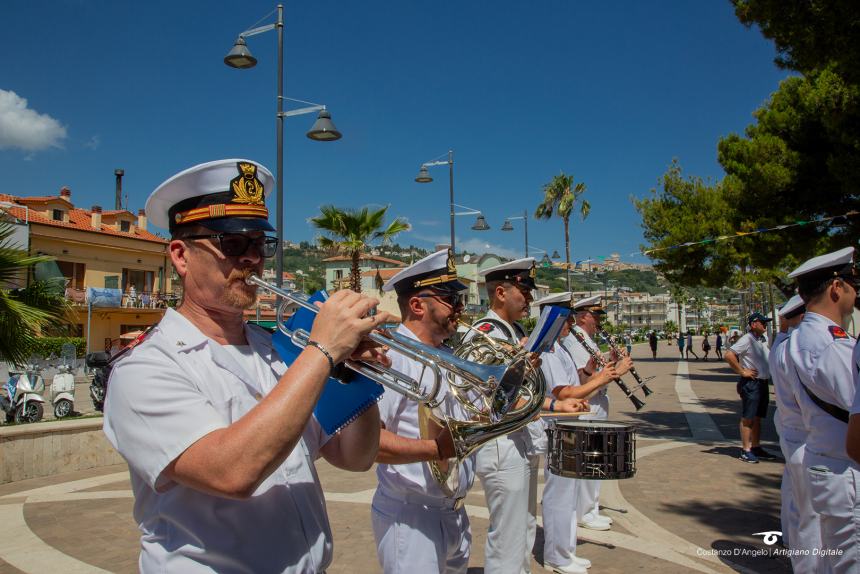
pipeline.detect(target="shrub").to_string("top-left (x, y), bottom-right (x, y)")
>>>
top-left (25, 337), bottom-right (86, 359)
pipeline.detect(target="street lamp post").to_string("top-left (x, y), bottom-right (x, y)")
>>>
top-left (225, 4), bottom-right (341, 288)
top-left (416, 150), bottom-right (488, 252)
top-left (501, 210), bottom-right (529, 257)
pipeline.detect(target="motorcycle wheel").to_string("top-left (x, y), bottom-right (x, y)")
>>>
top-left (14, 402), bottom-right (43, 423)
top-left (54, 399), bottom-right (73, 419)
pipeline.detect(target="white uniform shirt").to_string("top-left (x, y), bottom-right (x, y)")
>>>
top-left (786, 311), bottom-right (856, 461)
top-left (376, 324), bottom-right (476, 499)
top-left (729, 331), bottom-right (771, 379)
top-left (540, 340), bottom-right (579, 394)
top-left (769, 329), bottom-right (805, 440)
top-left (853, 345), bottom-right (860, 415)
top-left (563, 326), bottom-right (609, 419)
top-left (104, 309), bottom-right (333, 574)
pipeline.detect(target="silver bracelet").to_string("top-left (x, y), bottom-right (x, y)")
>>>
top-left (307, 340), bottom-right (335, 373)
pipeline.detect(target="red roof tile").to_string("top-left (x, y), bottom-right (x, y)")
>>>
top-left (322, 253), bottom-right (405, 266)
top-left (0, 194), bottom-right (167, 244)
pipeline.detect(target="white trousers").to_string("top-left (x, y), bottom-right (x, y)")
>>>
top-left (476, 434), bottom-right (531, 574)
top-left (779, 436), bottom-right (825, 573)
top-left (576, 479), bottom-right (602, 523)
top-left (804, 450), bottom-right (859, 574)
top-left (371, 489), bottom-right (471, 574)
top-left (542, 467), bottom-right (579, 567)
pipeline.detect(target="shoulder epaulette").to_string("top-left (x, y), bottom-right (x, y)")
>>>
top-left (829, 325), bottom-right (849, 340)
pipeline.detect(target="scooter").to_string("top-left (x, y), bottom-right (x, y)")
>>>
top-left (50, 363), bottom-right (76, 418)
top-left (2, 367), bottom-right (46, 423)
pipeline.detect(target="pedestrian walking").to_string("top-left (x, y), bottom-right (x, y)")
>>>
top-left (685, 331), bottom-right (699, 360)
top-left (648, 331), bottom-right (658, 359)
top-left (715, 332), bottom-right (723, 360)
top-left (701, 333), bottom-right (711, 361)
top-left (623, 333), bottom-right (632, 356)
top-left (677, 332), bottom-right (685, 359)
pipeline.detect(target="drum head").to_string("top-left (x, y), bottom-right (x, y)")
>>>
top-left (555, 420), bottom-right (632, 431)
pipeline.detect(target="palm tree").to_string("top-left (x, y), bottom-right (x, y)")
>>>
top-left (535, 172), bottom-right (590, 290)
top-left (310, 205), bottom-right (410, 292)
top-left (0, 218), bottom-right (70, 366)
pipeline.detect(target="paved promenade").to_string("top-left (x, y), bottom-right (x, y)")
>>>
top-left (0, 341), bottom-right (791, 573)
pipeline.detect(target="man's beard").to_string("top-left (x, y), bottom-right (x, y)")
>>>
top-left (221, 268), bottom-right (258, 309)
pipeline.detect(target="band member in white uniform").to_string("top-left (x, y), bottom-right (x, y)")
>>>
top-left (768, 294), bottom-right (821, 569)
top-left (563, 295), bottom-right (632, 531)
top-left (536, 292), bottom-right (618, 574)
top-left (103, 159), bottom-right (393, 573)
top-left (371, 249), bottom-right (476, 574)
top-left (463, 258), bottom-right (539, 574)
top-left (786, 246), bottom-right (859, 573)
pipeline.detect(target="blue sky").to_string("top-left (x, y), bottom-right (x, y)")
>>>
top-left (1, 0), bottom-right (788, 262)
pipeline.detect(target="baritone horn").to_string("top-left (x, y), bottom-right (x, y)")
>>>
top-left (418, 324), bottom-right (547, 496)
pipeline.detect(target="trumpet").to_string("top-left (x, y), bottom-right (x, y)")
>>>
top-left (569, 328), bottom-right (645, 411)
top-left (246, 274), bottom-right (530, 417)
top-left (599, 330), bottom-right (654, 397)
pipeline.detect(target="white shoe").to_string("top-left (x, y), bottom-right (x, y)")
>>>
top-left (597, 513), bottom-right (613, 524)
top-left (544, 561), bottom-right (587, 574)
top-left (578, 516), bottom-right (611, 531)
top-left (570, 555), bottom-right (592, 568)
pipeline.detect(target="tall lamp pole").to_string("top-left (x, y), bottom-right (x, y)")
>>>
top-left (501, 210), bottom-right (529, 257)
top-left (225, 4), bottom-right (341, 288)
top-left (416, 150), bottom-right (488, 253)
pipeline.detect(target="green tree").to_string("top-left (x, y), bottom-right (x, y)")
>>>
top-left (535, 173), bottom-right (591, 290)
top-left (733, 0), bottom-right (860, 84)
top-left (0, 218), bottom-right (70, 365)
top-left (633, 160), bottom-right (740, 287)
top-left (310, 205), bottom-right (410, 292)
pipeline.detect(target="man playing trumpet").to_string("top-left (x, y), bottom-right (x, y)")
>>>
top-left (104, 159), bottom-right (394, 573)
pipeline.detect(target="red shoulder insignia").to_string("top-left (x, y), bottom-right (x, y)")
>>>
top-left (829, 325), bottom-right (848, 340)
top-left (477, 323), bottom-right (494, 333)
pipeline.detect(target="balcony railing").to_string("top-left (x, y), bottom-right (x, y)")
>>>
top-left (64, 287), bottom-right (181, 309)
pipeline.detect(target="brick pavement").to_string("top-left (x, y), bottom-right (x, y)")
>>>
top-left (0, 342), bottom-right (792, 574)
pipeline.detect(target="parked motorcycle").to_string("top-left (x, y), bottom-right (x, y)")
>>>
top-left (2, 367), bottom-right (46, 423)
top-left (85, 352), bottom-right (111, 412)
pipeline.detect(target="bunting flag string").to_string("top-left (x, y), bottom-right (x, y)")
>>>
top-left (604, 210), bottom-right (859, 260)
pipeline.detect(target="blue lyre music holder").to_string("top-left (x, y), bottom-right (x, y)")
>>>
top-left (271, 290), bottom-right (384, 435)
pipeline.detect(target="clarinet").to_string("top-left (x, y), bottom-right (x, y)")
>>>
top-left (600, 331), bottom-right (654, 397)
top-left (570, 329), bottom-right (645, 411)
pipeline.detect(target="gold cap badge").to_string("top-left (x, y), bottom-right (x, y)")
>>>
top-left (231, 162), bottom-right (265, 205)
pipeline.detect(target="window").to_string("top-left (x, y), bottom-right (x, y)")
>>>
top-left (335, 269), bottom-right (344, 279)
top-left (52, 209), bottom-right (63, 221)
top-left (122, 268), bottom-right (154, 293)
top-left (120, 220), bottom-right (131, 232)
top-left (56, 261), bottom-right (85, 290)
top-left (104, 275), bottom-right (119, 289)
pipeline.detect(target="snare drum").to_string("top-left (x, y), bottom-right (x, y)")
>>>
top-left (546, 420), bottom-right (636, 480)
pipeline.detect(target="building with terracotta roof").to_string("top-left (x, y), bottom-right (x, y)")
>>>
top-left (1, 187), bottom-right (176, 353)
top-left (321, 253), bottom-right (406, 293)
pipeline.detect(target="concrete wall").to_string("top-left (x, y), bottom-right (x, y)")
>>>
top-left (0, 418), bottom-right (124, 484)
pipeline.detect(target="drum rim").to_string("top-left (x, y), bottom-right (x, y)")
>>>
top-left (553, 420), bottom-right (634, 430)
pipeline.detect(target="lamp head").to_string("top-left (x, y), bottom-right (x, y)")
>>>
top-left (471, 215), bottom-right (490, 231)
top-left (224, 37), bottom-right (257, 69)
top-left (415, 166), bottom-right (433, 183)
top-left (552, 250), bottom-right (561, 259)
top-left (500, 219), bottom-right (514, 232)
top-left (306, 109), bottom-right (342, 141)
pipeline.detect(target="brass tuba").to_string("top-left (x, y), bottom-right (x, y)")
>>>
top-left (418, 324), bottom-right (546, 495)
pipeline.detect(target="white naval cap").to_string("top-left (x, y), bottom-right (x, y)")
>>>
top-left (382, 249), bottom-right (467, 295)
top-left (778, 294), bottom-right (806, 318)
top-left (573, 294), bottom-right (605, 313)
top-left (533, 291), bottom-right (573, 308)
top-left (145, 159), bottom-right (275, 233)
top-left (479, 257), bottom-right (537, 290)
top-left (788, 246), bottom-right (855, 281)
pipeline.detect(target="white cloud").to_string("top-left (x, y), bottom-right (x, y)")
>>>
top-left (84, 135), bottom-right (100, 150)
top-left (0, 89), bottom-right (67, 151)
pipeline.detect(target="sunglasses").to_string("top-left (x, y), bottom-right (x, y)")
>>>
top-left (416, 292), bottom-right (465, 308)
top-left (183, 233), bottom-right (279, 258)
